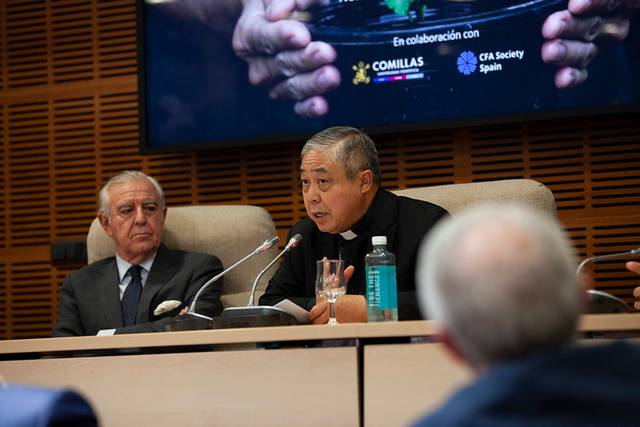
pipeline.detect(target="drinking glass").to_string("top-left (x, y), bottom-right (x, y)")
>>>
top-left (315, 259), bottom-right (346, 326)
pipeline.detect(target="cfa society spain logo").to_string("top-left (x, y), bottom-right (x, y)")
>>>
top-left (457, 51), bottom-right (478, 75)
top-left (352, 62), bottom-right (371, 85)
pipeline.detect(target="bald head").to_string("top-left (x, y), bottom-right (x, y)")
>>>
top-left (417, 204), bottom-right (581, 370)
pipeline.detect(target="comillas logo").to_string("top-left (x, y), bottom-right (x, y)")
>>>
top-left (372, 56), bottom-right (424, 72)
top-left (352, 61), bottom-right (371, 85)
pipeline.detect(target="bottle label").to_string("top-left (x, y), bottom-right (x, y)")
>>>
top-left (366, 265), bottom-right (398, 309)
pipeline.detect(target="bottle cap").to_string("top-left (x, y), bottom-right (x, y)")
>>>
top-left (372, 235), bottom-right (387, 246)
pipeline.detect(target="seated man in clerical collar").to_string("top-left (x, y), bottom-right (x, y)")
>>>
top-left (259, 126), bottom-right (448, 323)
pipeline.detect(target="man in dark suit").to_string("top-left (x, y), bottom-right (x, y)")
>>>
top-left (53, 171), bottom-right (223, 336)
top-left (412, 204), bottom-right (640, 427)
top-left (259, 126), bottom-right (448, 323)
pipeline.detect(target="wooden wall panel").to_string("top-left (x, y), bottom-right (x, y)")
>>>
top-left (8, 261), bottom-right (53, 339)
top-left (7, 101), bottom-right (51, 247)
top-left (95, 1), bottom-right (137, 78)
top-left (378, 130), bottom-right (456, 188)
top-left (52, 97), bottom-right (99, 239)
top-left (0, 262), bottom-right (6, 338)
top-left (51, 2), bottom-right (94, 84)
top-left (0, 104), bottom-right (5, 248)
top-left (4, 2), bottom-right (49, 89)
top-left (0, 0), bottom-right (639, 339)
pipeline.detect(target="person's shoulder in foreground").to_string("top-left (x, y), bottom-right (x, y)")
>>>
top-left (0, 383), bottom-right (98, 427)
top-left (413, 340), bottom-right (640, 427)
top-left (412, 203), bottom-right (640, 427)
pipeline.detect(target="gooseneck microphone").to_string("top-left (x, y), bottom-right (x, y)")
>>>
top-left (576, 247), bottom-right (640, 314)
top-left (247, 234), bottom-right (302, 306)
top-left (215, 234), bottom-right (303, 328)
top-left (186, 236), bottom-right (279, 320)
top-left (576, 247), bottom-right (640, 275)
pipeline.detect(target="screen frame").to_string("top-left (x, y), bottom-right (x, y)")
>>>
top-left (136, 0), bottom-right (640, 154)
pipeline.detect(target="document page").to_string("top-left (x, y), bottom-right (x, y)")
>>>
top-left (274, 299), bottom-right (310, 324)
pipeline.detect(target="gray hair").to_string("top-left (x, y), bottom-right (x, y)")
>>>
top-left (416, 204), bottom-right (581, 370)
top-left (98, 171), bottom-right (165, 219)
top-left (301, 126), bottom-right (382, 185)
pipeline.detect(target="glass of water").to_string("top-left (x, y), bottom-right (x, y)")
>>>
top-left (315, 259), bottom-right (346, 326)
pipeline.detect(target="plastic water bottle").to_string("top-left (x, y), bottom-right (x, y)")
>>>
top-left (365, 235), bottom-right (398, 322)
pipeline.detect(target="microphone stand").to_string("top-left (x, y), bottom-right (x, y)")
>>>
top-left (215, 235), bottom-right (302, 329)
top-left (247, 241), bottom-right (294, 306)
top-left (577, 248), bottom-right (640, 314)
top-left (166, 237), bottom-right (279, 331)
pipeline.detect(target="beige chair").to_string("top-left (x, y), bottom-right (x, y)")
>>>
top-left (393, 179), bottom-right (557, 217)
top-left (86, 180), bottom-right (555, 309)
top-left (86, 205), bottom-right (279, 308)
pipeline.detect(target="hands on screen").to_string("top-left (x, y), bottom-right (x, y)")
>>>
top-left (542, 0), bottom-right (639, 89)
top-left (626, 261), bottom-right (640, 310)
top-left (232, 0), bottom-right (340, 118)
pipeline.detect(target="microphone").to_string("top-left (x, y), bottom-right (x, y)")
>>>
top-left (215, 234), bottom-right (303, 329)
top-left (247, 234), bottom-right (302, 306)
top-left (253, 236), bottom-right (280, 255)
top-left (576, 247), bottom-right (640, 314)
top-left (165, 236), bottom-right (279, 331)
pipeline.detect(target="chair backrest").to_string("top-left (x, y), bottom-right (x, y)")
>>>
top-left (393, 179), bottom-right (557, 217)
top-left (87, 181), bottom-right (554, 306)
top-left (86, 205), bottom-right (279, 308)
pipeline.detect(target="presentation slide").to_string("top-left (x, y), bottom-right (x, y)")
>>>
top-left (141, 0), bottom-right (640, 149)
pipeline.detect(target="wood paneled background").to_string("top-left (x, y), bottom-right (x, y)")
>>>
top-left (0, 1), bottom-right (639, 339)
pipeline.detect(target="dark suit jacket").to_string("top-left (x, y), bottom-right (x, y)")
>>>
top-left (413, 341), bottom-right (640, 427)
top-left (259, 189), bottom-right (448, 320)
top-left (53, 244), bottom-right (223, 336)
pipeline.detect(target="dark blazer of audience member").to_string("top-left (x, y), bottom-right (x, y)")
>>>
top-left (260, 126), bottom-right (448, 323)
top-left (54, 171), bottom-right (223, 336)
top-left (413, 204), bottom-right (640, 427)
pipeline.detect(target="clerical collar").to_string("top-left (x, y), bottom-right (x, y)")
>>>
top-left (339, 229), bottom-right (358, 240)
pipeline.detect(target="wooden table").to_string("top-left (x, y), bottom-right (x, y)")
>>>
top-left (1, 314), bottom-right (638, 427)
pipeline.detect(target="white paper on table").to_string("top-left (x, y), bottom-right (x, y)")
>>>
top-left (274, 299), bottom-right (310, 324)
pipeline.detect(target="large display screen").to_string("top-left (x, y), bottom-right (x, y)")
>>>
top-left (139, 0), bottom-right (640, 151)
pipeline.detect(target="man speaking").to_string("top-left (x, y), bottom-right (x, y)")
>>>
top-left (259, 126), bottom-right (448, 323)
top-left (54, 171), bottom-right (224, 336)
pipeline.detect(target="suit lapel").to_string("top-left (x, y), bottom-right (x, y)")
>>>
top-left (97, 259), bottom-right (124, 328)
top-left (137, 244), bottom-right (179, 322)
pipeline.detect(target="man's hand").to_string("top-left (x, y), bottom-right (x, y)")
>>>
top-left (232, 0), bottom-right (340, 117)
top-left (626, 261), bottom-right (640, 310)
top-left (541, 0), bottom-right (639, 88)
top-left (308, 265), bottom-right (365, 324)
top-left (308, 295), bottom-right (367, 324)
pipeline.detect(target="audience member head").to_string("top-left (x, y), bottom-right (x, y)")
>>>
top-left (416, 204), bottom-right (581, 372)
top-left (97, 171), bottom-right (166, 264)
top-left (300, 126), bottom-right (381, 234)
